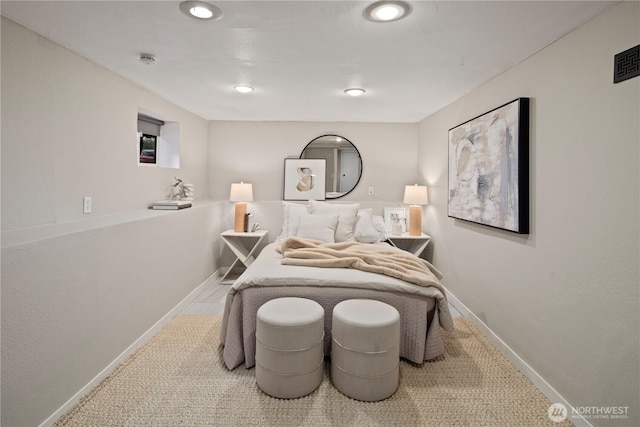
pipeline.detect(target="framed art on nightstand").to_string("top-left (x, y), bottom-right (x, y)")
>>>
top-left (448, 97), bottom-right (530, 234)
top-left (384, 207), bottom-right (407, 232)
top-left (283, 158), bottom-right (326, 201)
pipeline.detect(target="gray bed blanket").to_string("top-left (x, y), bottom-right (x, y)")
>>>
top-left (220, 241), bottom-right (453, 369)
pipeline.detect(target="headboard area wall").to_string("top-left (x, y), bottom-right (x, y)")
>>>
top-left (207, 121), bottom-right (420, 204)
top-left (208, 121), bottom-right (423, 267)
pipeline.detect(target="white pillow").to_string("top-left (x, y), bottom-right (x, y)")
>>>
top-left (296, 214), bottom-right (339, 242)
top-left (309, 200), bottom-right (359, 242)
top-left (281, 201), bottom-right (309, 238)
top-left (371, 215), bottom-right (388, 242)
top-left (354, 209), bottom-right (379, 243)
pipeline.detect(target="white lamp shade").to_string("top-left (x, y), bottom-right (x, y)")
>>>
top-left (403, 185), bottom-right (428, 205)
top-left (230, 182), bottom-right (253, 202)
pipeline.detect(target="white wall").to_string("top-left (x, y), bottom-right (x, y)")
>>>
top-left (1, 204), bottom-right (221, 427)
top-left (1, 17), bottom-right (209, 232)
top-left (1, 18), bottom-right (221, 426)
top-left (418, 2), bottom-right (639, 425)
top-left (208, 121), bottom-right (420, 238)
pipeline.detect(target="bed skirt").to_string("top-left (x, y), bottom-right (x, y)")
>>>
top-left (220, 285), bottom-right (444, 370)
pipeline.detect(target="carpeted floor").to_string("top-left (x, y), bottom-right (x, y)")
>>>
top-left (55, 316), bottom-right (572, 426)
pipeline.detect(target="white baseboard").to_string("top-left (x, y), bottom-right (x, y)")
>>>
top-left (39, 272), bottom-right (219, 427)
top-left (445, 288), bottom-right (592, 427)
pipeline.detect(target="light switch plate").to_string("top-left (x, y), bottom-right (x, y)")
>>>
top-left (83, 197), bottom-right (92, 214)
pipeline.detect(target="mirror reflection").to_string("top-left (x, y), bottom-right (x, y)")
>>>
top-left (300, 135), bottom-right (362, 199)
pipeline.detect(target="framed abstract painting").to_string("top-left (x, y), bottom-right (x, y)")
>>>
top-left (448, 98), bottom-right (530, 234)
top-left (283, 158), bottom-right (326, 201)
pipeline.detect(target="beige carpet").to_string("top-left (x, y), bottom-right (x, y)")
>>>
top-left (55, 316), bottom-right (571, 426)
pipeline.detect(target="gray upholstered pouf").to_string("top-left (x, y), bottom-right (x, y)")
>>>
top-left (255, 297), bottom-right (325, 399)
top-left (331, 299), bottom-right (400, 401)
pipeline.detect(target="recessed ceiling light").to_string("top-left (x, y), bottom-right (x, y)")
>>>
top-left (365, 1), bottom-right (411, 22)
top-left (234, 85), bottom-right (254, 94)
top-left (344, 88), bottom-right (366, 97)
top-left (179, 1), bottom-right (222, 21)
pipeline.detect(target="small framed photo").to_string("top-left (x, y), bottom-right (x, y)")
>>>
top-left (384, 207), bottom-right (407, 232)
top-left (283, 158), bottom-right (326, 201)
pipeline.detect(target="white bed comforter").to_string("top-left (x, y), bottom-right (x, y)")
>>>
top-left (220, 242), bottom-right (453, 369)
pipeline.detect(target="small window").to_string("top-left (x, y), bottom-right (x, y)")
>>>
top-left (139, 135), bottom-right (157, 164)
top-left (137, 110), bottom-right (180, 168)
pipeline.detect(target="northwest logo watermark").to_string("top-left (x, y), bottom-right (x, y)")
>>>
top-left (548, 403), bottom-right (630, 423)
top-left (548, 403), bottom-right (568, 422)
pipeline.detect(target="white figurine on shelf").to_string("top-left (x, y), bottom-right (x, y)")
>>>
top-left (168, 177), bottom-right (194, 201)
top-left (182, 183), bottom-right (194, 201)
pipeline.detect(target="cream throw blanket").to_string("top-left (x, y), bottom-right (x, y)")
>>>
top-left (279, 237), bottom-right (446, 294)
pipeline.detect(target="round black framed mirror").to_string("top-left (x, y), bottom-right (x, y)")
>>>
top-left (300, 134), bottom-right (363, 199)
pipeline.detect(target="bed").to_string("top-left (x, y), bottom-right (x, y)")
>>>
top-left (220, 234), bottom-right (454, 370)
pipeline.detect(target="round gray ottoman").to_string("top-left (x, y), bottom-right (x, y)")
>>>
top-left (331, 299), bottom-right (400, 401)
top-left (255, 297), bottom-right (325, 399)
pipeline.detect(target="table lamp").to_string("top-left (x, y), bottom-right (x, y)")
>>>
top-left (404, 184), bottom-right (428, 236)
top-left (230, 182), bottom-right (253, 232)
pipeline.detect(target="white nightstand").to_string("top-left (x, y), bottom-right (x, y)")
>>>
top-left (220, 229), bottom-right (269, 283)
top-left (386, 232), bottom-right (431, 257)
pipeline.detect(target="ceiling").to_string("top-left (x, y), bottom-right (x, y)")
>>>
top-left (1, 1), bottom-right (616, 123)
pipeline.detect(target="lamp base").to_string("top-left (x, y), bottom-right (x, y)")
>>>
top-left (409, 205), bottom-right (422, 236)
top-left (234, 202), bottom-right (247, 232)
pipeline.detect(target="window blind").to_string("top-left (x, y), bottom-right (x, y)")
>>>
top-left (138, 114), bottom-right (165, 136)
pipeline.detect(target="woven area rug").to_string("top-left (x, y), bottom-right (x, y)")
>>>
top-left (55, 316), bottom-right (571, 426)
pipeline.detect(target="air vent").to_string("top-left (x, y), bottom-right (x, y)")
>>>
top-left (614, 44), bottom-right (640, 83)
